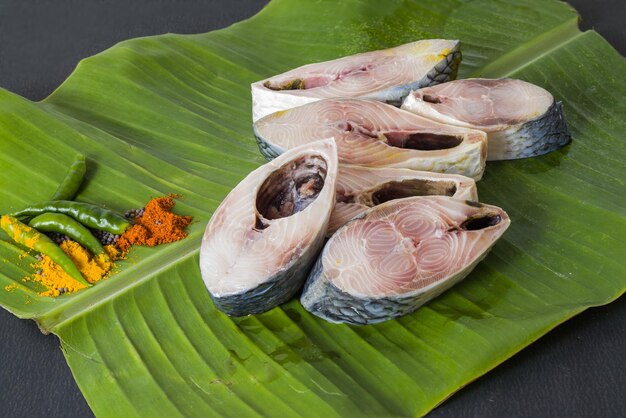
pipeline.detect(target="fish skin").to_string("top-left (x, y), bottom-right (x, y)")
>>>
top-left (200, 139), bottom-right (338, 316)
top-left (328, 166), bottom-right (478, 235)
top-left (301, 196), bottom-right (510, 325)
top-left (251, 39), bottom-right (461, 122)
top-left (212, 233), bottom-right (325, 316)
top-left (359, 50), bottom-right (462, 106)
top-left (253, 131), bottom-right (283, 160)
top-left (401, 78), bottom-right (571, 160)
top-left (486, 101), bottom-right (571, 160)
top-left (253, 98), bottom-right (487, 180)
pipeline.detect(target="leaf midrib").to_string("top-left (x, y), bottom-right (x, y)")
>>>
top-left (475, 16), bottom-right (582, 78)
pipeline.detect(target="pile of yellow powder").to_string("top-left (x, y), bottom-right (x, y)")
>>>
top-left (28, 241), bottom-right (119, 297)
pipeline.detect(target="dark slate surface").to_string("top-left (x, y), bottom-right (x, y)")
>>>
top-left (0, 1), bottom-right (624, 417)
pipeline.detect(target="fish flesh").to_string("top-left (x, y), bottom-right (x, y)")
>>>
top-left (251, 39), bottom-right (461, 121)
top-left (253, 98), bottom-right (487, 180)
top-left (329, 166), bottom-right (477, 235)
top-left (200, 139), bottom-right (338, 316)
top-left (401, 78), bottom-right (571, 160)
top-left (301, 196), bottom-right (510, 325)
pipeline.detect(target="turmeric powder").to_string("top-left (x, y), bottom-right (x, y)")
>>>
top-left (117, 195), bottom-right (192, 252)
top-left (30, 241), bottom-right (119, 297)
top-left (4, 283), bottom-right (18, 292)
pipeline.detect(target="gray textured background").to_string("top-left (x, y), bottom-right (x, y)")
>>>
top-left (0, 1), bottom-right (624, 416)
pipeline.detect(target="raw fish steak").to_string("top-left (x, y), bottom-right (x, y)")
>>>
top-left (252, 39), bottom-right (461, 121)
top-left (200, 139), bottom-right (338, 316)
top-left (401, 78), bottom-right (571, 160)
top-left (254, 98), bottom-right (487, 179)
top-left (301, 196), bottom-right (510, 325)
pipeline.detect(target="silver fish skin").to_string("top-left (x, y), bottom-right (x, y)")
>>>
top-left (251, 39), bottom-right (461, 122)
top-left (253, 98), bottom-right (487, 180)
top-left (200, 139), bottom-right (338, 316)
top-left (329, 166), bottom-right (477, 235)
top-left (301, 196), bottom-right (510, 325)
top-left (401, 78), bottom-right (571, 160)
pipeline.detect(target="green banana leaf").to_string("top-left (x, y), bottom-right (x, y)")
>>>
top-left (1, 0), bottom-right (624, 416)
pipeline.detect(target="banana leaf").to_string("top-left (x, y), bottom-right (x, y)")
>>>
top-left (1, 0), bottom-right (624, 416)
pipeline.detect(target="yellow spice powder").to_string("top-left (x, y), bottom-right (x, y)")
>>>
top-left (31, 241), bottom-right (119, 297)
top-left (4, 283), bottom-right (18, 292)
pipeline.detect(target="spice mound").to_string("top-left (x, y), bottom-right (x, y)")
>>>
top-left (32, 242), bottom-right (119, 297)
top-left (117, 195), bottom-right (193, 252)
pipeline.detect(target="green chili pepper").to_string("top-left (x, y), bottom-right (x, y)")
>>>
top-left (28, 213), bottom-right (107, 260)
top-left (12, 201), bottom-right (130, 235)
top-left (51, 154), bottom-right (86, 201)
top-left (0, 215), bottom-right (91, 287)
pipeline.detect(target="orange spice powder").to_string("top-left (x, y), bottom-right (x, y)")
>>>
top-left (117, 195), bottom-right (192, 252)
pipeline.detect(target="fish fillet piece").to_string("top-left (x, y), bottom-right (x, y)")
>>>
top-left (200, 139), bottom-right (338, 316)
top-left (328, 166), bottom-right (477, 235)
top-left (301, 196), bottom-right (510, 325)
top-left (254, 98), bottom-right (487, 179)
top-left (251, 39), bottom-right (461, 121)
top-left (401, 78), bottom-right (571, 160)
